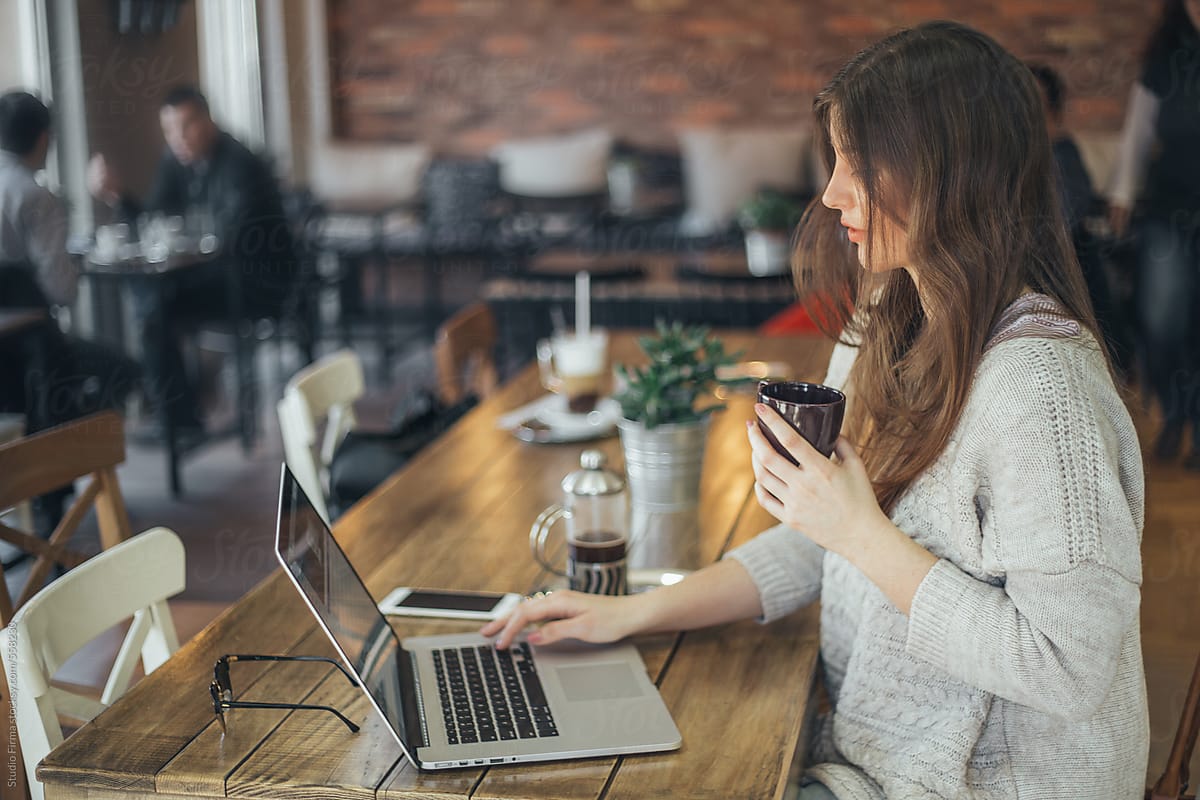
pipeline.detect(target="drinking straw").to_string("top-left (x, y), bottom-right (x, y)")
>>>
top-left (576, 271), bottom-right (591, 337)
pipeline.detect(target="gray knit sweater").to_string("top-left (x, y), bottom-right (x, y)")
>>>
top-left (727, 301), bottom-right (1149, 799)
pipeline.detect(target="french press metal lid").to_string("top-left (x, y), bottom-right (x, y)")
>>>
top-left (560, 450), bottom-right (625, 497)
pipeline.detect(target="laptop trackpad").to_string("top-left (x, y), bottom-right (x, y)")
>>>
top-left (555, 662), bottom-right (645, 702)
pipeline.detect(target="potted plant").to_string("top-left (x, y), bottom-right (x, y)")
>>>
top-left (613, 322), bottom-right (750, 511)
top-left (738, 189), bottom-right (803, 277)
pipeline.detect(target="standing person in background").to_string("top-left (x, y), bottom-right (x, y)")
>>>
top-left (1109, 0), bottom-right (1200, 469)
top-left (1028, 63), bottom-right (1132, 379)
top-left (87, 85), bottom-right (298, 436)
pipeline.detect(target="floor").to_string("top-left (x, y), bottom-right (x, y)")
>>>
top-left (9, 329), bottom-right (1199, 790)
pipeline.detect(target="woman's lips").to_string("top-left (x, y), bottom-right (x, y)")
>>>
top-left (842, 224), bottom-right (865, 244)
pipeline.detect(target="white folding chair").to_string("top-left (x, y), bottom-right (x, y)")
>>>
top-left (276, 349), bottom-right (365, 523)
top-left (1, 526), bottom-right (185, 800)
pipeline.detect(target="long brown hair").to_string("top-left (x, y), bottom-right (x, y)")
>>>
top-left (794, 21), bottom-right (1103, 514)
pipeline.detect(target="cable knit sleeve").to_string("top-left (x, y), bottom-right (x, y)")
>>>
top-left (905, 337), bottom-right (1144, 723)
top-left (724, 523), bottom-right (825, 623)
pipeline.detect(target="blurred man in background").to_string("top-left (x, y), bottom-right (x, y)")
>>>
top-left (88, 85), bottom-right (298, 435)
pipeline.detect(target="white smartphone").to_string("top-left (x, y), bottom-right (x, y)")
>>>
top-left (377, 587), bottom-right (523, 621)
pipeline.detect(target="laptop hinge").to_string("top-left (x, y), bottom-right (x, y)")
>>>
top-left (405, 650), bottom-right (431, 748)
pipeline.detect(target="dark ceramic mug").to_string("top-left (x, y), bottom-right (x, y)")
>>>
top-left (757, 381), bottom-right (846, 462)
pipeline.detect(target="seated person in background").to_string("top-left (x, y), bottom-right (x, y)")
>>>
top-left (0, 91), bottom-right (138, 534)
top-left (1028, 63), bottom-right (1131, 377)
top-left (88, 85), bottom-right (297, 433)
top-left (0, 91), bottom-right (78, 310)
top-left (1, 90), bottom-right (139, 424)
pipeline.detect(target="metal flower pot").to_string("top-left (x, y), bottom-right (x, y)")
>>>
top-left (617, 417), bottom-right (710, 512)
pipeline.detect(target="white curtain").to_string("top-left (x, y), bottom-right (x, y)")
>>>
top-left (195, 0), bottom-right (265, 150)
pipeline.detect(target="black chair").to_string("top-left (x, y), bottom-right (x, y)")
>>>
top-left (0, 264), bottom-right (139, 432)
top-left (193, 247), bottom-right (316, 457)
top-left (417, 159), bottom-right (511, 330)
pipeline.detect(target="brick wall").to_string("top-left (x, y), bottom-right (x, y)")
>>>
top-left (78, 0), bottom-right (201, 199)
top-left (327, 0), bottom-right (1156, 154)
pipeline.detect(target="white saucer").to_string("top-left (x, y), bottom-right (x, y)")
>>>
top-left (535, 396), bottom-right (622, 439)
top-left (531, 569), bottom-right (692, 595)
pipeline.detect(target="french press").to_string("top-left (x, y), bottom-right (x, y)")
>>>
top-left (529, 450), bottom-right (629, 595)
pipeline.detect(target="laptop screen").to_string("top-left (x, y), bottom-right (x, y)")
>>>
top-left (275, 465), bottom-right (419, 753)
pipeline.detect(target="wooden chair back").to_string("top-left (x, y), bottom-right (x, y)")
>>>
top-left (0, 413), bottom-right (34, 534)
top-left (0, 410), bottom-right (132, 625)
top-left (1149, 649), bottom-right (1200, 800)
top-left (434, 302), bottom-right (499, 406)
top-left (1, 527), bottom-right (184, 800)
top-left (277, 349), bottom-right (365, 523)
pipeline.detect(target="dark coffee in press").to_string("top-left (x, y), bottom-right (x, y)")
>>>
top-left (567, 530), bottom-right (626, 595)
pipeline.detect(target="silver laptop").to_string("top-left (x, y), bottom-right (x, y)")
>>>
top-left (274, 464), bottom-right (681, 770)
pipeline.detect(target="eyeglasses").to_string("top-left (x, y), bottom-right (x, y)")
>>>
top-left (209, 654), bottom-right (361, 734)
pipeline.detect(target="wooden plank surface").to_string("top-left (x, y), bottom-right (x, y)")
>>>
top-left (225, 667), bottom-right (403, 799)
top-left (382, 336), bottom-right (713, 800)
top-left (604, 488), bottom-right (822, 800)
top-left (155, 628), bottom-right (338, 795)
top-left (38, 332), bottom-right (833, 800)
top-left (37, 575), bottom-right (318, 792)
top-left (468, 333), bottom-right (831, 800)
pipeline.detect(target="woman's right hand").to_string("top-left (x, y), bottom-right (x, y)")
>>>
top-left (480, 590), bottom-right (649, 650)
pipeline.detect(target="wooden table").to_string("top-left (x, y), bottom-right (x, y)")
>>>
top-left (38, 331), bottom-right (832, 800)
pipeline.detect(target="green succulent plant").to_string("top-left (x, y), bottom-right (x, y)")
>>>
top-left (614, 322), bottom-right (750, 429)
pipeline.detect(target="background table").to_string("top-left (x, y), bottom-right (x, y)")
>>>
top-left (38, 331), bottom-right (833, 800)
top-left (485, 252), bottom-right (797, 376)
top-left (77, 247), bottom-right (244, 497)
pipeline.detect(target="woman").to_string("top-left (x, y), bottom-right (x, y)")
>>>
top-left (1109, 0), bottom-right (1200, 468)
top-left (485, 21), bottom-right (1149, 800)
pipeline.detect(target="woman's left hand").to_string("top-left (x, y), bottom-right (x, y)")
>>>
top-left (747, 403), bottom-right (887, 557)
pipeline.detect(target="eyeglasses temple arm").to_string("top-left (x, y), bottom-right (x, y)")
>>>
top-left (221, 654), bottom-right (360, 687)
top-left (220, 699), bottom-right (361, 733)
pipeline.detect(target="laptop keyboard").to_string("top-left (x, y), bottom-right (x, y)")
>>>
top-left (433, 642), bottom-right (559, 745)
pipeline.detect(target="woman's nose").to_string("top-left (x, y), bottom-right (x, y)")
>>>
top-left (822, 178), bottom-right (849, 212)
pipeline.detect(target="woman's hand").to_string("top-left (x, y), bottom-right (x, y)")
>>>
top-left (747, 403), bottom-right (887, 558)
top-left (480, 590), bottom-right (648, 650)
top-left (748, 404), bottom-right (938, 614)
